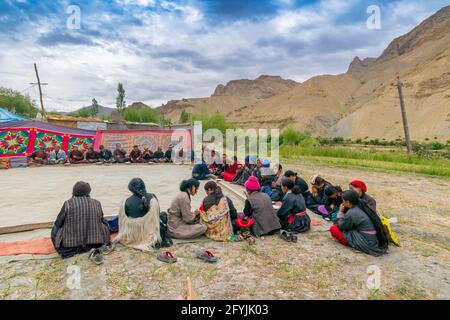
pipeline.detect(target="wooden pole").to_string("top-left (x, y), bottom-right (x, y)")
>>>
top-left (396, 76), bottom-right (412, 154)
top-left (34, 63), bottom-right (47, 121)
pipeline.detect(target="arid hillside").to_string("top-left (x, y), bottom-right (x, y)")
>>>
top-left (157, 6), bottom-right (450, 141)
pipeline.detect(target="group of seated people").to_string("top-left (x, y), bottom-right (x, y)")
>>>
top-left (28, 143), bottom-right (179, 165)
top-left (52, 159), bottom-right (389, 264)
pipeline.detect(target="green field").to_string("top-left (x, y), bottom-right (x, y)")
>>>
top-left (280, 145), bottom-right (450, 178)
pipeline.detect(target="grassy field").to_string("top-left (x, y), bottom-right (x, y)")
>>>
top-left (280, 145), bottom-right (450, 178)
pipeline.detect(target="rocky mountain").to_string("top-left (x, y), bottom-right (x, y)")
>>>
top-left (157, 6), bottom-right (450, 141)
top-left (157, 75), bottom-right (299, 123)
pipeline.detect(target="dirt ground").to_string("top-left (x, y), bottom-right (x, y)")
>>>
top-left (0, 161), bottom-right (449, 300)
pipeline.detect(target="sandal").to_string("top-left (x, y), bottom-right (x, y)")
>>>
top-left (196, 250), bottom-right (218, 263)
top-left (157, 251), bottom-right (177, 264)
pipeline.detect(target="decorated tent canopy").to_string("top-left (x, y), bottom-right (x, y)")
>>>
top-left (0, 108), bottom-right (27, 123)
top-left (0, 120), bottom-right (96, 158)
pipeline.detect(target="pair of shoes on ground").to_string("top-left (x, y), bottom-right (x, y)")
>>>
top-left (280, 230), bottom-right (297, 243)
top-left (88, 244), bottom-right (115, 265)
top-left (157, 249), bottom-right (218, 264)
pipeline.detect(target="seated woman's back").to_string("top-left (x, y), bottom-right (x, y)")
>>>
top-left (115, 178), bottom-right (161, 247)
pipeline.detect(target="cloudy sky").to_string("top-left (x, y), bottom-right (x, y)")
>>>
top-left (0, 0), bottom-right (448, 112)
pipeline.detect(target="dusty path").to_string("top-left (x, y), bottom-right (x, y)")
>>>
top-left (0, 161), bottom-right (449, 300)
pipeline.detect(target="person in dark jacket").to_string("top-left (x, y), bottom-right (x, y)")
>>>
top-left (330, 190), bottom-right (387, 256)
top-left (164, 146), bottom-right (173, 162)
top-left (142, 146), bottom-right (154, 163)
top-left (243, 176), bottom-right (281, 236)
top-left (85, 147), bottom-right (99, 163)
top-left (113, 143), bottom-right (127, 163)
top-left (51, 182), bottom-right (111, 262)
top-left (192, 160), bottom-right (211, 180)
top-left (153, 147), bottom-right (165, 162)
top-left (349, 180), bottom-right (377, 213)
top-left (317, 185), bottom-right (343, 221)
top-left (98, 145), bottom-right (113, 163)
top-left (284, 170), bottom-right (312, 203)
top-left (276, 179), bottom-right (311, 233)
top-left (307, 175), bottom-right (336, 215)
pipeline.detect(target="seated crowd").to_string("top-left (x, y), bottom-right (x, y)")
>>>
top-left (52, 152), bottom-right (391, 264)
top-left (28, 143), bottom-right (179, 165)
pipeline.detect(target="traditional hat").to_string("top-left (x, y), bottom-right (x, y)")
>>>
top-left (244, 176), bottom-right (261, 191)
top-left (350, 180), bottom-right (367, 193)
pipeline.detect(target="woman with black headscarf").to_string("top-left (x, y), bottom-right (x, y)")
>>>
top-left (113, 178), bottom-right (161, 249)
top-left (330, 190), bottom-right (388, 256)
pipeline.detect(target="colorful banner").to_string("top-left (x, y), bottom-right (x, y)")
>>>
top-left (0, 130), bottom-right (29, 155)
top-left (0, 127), bottom-right (96, 157)
top-left (94, 129), bottom-right (192, 154)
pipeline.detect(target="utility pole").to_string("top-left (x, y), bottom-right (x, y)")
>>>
top-left (31, 63), bottom-right (48, 121)
top-left (396, 76), bottom-right (412, 154)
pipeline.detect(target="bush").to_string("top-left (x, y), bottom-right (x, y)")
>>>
top-left (281, 127), bottom-right (301, 145)
top-left (192, 110), bottom-right (235, 134)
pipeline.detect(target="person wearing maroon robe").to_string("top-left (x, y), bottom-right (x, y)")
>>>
top-left (69, 146), bottom-right (86, 164)
top-left (222, 156), bottom-right (242, 182)
top-left (129, 145), bottom-right (143, 163)
top-left (28, 147), bottom-right (49, 165)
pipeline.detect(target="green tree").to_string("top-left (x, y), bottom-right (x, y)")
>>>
top-left (90, 98), bottom-right (99, 117)
top-left (0, 87), bottom-right (40, 118)
top-left (180, 109), bottom-right (191, 123)
top-left (116, 83), bottom-right (126, 115)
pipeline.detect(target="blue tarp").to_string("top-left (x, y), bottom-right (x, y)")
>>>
top-left (0, 108), bottom-right (27, 123)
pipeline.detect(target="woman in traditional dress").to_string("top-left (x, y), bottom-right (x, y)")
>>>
top-left (330, 190), bottom-right (388, 256)
top-left (113, 178), bottom-right (161, 250)
top-left (243, 176), bottom-right (281, 236)
top-left (199, 181), bottom-right (238, 241)
top-left (276, 178), bottom-right (311, 233)
top-left (222, 156), bottom-right (241, 182)
top-left (168, 179), bottom-right (207, 239)
top-left (349, 180), bottom-right (377, 213)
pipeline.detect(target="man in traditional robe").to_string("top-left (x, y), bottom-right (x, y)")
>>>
top-left (28, 146), bottom-right (49, 165)
top-left (69, 146), bottom-right (85, 164)
top-left (129, 145), bottom-right (143, 163)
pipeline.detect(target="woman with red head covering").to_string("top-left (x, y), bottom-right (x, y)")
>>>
top-left (349, 180), bottom-right (377, 213)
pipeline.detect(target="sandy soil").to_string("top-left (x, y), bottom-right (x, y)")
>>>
top-left (0, 164), bottom-right (243, 227)
top-left (0, 161), bottom-right (449, 300)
